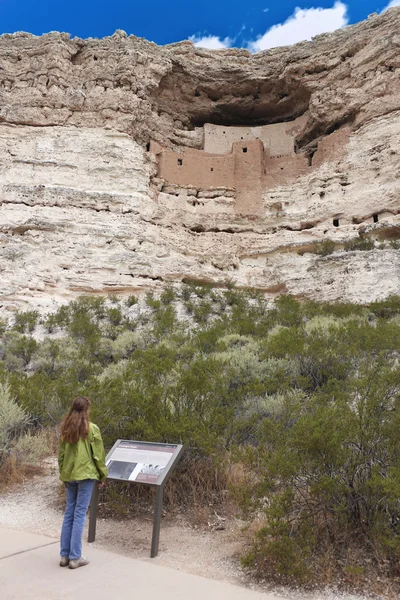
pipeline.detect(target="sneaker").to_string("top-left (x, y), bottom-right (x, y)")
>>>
top-left (59, 556), bottom-right (69, 567)
top-left (69, 557), bottom-right (89, 569)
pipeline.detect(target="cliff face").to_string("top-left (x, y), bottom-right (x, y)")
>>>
top-left (0, 9), bottom-right (399, 310)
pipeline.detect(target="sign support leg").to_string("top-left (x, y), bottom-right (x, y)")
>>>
top-left (88, 482), bottom-right (99, 543)
top-left (150, 485), bottom-right (164, 558)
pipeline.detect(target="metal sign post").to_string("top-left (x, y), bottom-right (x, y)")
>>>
top-left (88, 440), bottom-right (184, 558)
top-left (87, 481), bottom-right (98, 543)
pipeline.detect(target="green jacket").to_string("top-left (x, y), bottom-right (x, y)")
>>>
top-left (58, 422), bottom-right (108, 483)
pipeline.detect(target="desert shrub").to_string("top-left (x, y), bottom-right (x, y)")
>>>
top-left (13, 429), bottom-right (52, 464)
top-left (192, 300), bottom-right (213, 324)
top-left (44, 313), bottom-right (60, 333)
top-left (13, 310), bottom-right (39, 333)
top-left (0, 382), bottom-right (42, 487)
top-left (192, 284), bottom-right (212, 298)
top-left (107, 307), bottom-right (123, 326)
top-left (153, 305), bottom-right (177, 337)
top-left (0, 383), bottom-right (30, 459)
top-left (43, 305), bottom-right (70, 331)
top-left (344, 237), bottom-right (375, 252)
top-left (30, 339), bottom-right (62, 376)
top-left (273, 295), bottom-right (303, 328)
top-left (369, 295), bottom-right (400, 319)
top-left (145, 291), bottom-right (161, 310)
top-left (160, 285), bottom-right (176, 304)
top-left (108, 294), bottom-right (120, 304)
top-left (183, 299), bottom-right (195, 315)
top-left (125, 295), bottom-right (138, 307)
top-left (67, 311), bottom-right (100, 342)
top-left (111, 331), bottom-right (140, 360)
top-left (312, 239), bottom-right (336, 256)
top-left (0, 319), bottom-right (7, 336)
top-left (241, 322), bottom-right (400, 584)
top-left (303, 314), bottom-right (339, 332)
top-left (180, 284), bottom-right (192, 302)
top-left (3, 332), bottom-right (37, 369)
top-left (0, 382), bottom-right (53, 487)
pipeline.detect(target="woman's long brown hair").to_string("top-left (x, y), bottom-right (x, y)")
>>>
top-left (60, 397), bottom-right (91, 444)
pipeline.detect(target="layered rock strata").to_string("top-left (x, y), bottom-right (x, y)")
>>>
top-left (0, 8), bottom-right (399, 309)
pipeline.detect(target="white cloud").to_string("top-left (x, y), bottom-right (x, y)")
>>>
top-left (189, 34), bottom-right (231, 49)
top-left (248, 1), bottom-right (348, 53)
top-left (382, 0), bottom-right (400, 9)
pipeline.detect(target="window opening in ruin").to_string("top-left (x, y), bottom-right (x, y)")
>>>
top-left (211, 168), bottom-right (214, 171)
top-left (243, 148), bottom-right (248, 153)
top-left (93, 56), bottom-right (98, 61)
top-left (373, 213), bottom-right (379, 223)
top-left (178, 158), bottom-right (183, 166)
top-left (145, 142), bottom-right (150, 152)
top-left (194, 89), bottom-right (200, 97)
top-left (333, 218), bottom-right (340, 227)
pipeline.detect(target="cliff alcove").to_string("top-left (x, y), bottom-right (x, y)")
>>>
top-left (153, 60), bottom-right (311, 131)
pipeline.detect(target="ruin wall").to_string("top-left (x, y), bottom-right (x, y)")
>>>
top-left (264, 154), bottom-right (311, 190)
top-left (203, 115), bottom-right (307, 156)
top-left (158, 148), bottom-right (235, 188)
top-left (233, 139), bottom-right (265, 215)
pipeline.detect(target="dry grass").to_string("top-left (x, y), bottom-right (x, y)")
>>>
top-left (97, 452), bottom-right (231, 522)
top-left (0, 427), bottom-right (58, 492)
top-left (0, 454), bottom-right (44, 490)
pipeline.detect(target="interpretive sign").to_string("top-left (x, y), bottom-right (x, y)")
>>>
top-left (105, 440), bottom-right (179, 485)
top-left (88, 440), bottom-right (183, 558)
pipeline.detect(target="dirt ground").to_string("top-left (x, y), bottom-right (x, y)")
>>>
top-left (0, 458), bottom-right (378, 600)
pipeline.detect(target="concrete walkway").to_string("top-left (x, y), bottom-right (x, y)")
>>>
top-left (0, 527), bottom-right (284, 600)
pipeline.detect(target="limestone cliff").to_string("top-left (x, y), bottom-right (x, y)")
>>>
top-left (0, 8), bottom-right (399, 310)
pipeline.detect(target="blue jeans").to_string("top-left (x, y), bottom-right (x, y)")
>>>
top-left (60, 479), bottom-right (95, 560)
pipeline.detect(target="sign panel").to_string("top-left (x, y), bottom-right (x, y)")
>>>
top-left (89, 439), bottom-right (184, 558)
top-left (106, 440), bottom-right (178, 485)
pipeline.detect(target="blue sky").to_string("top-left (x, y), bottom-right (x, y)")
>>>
top-left (0, 1), bottom-right (399, 51)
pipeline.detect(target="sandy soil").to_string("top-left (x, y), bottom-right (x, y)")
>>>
top-left (0, 458), bottom-right (378, 600)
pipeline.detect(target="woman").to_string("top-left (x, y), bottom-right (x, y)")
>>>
top-left (58, 396), bottom-right (108, 569)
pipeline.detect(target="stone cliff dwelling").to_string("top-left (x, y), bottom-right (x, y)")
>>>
top-left (149, 116), bottom-right (350, 216)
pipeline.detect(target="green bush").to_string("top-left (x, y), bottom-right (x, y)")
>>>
top-left (126, 295), bottom-right (138, 307)
top-left (0, 383), bottom-right (31, 462)
top-left (107, 307), bottom-right (123, 326)
top-left (344, 237), bottom-right (375, 252)
top-left (240, 320), bottom-right (400, 583)
top-left (160, 285), bottom-right (176, 304)
top-left (13, 311), bottom-right (39, 333)
top-left (108, 294), bottom-right (120, 304)
top-left (145, 292), bottom-right (161, 310)
top-left (312, 239), bottom-right (336, 256)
